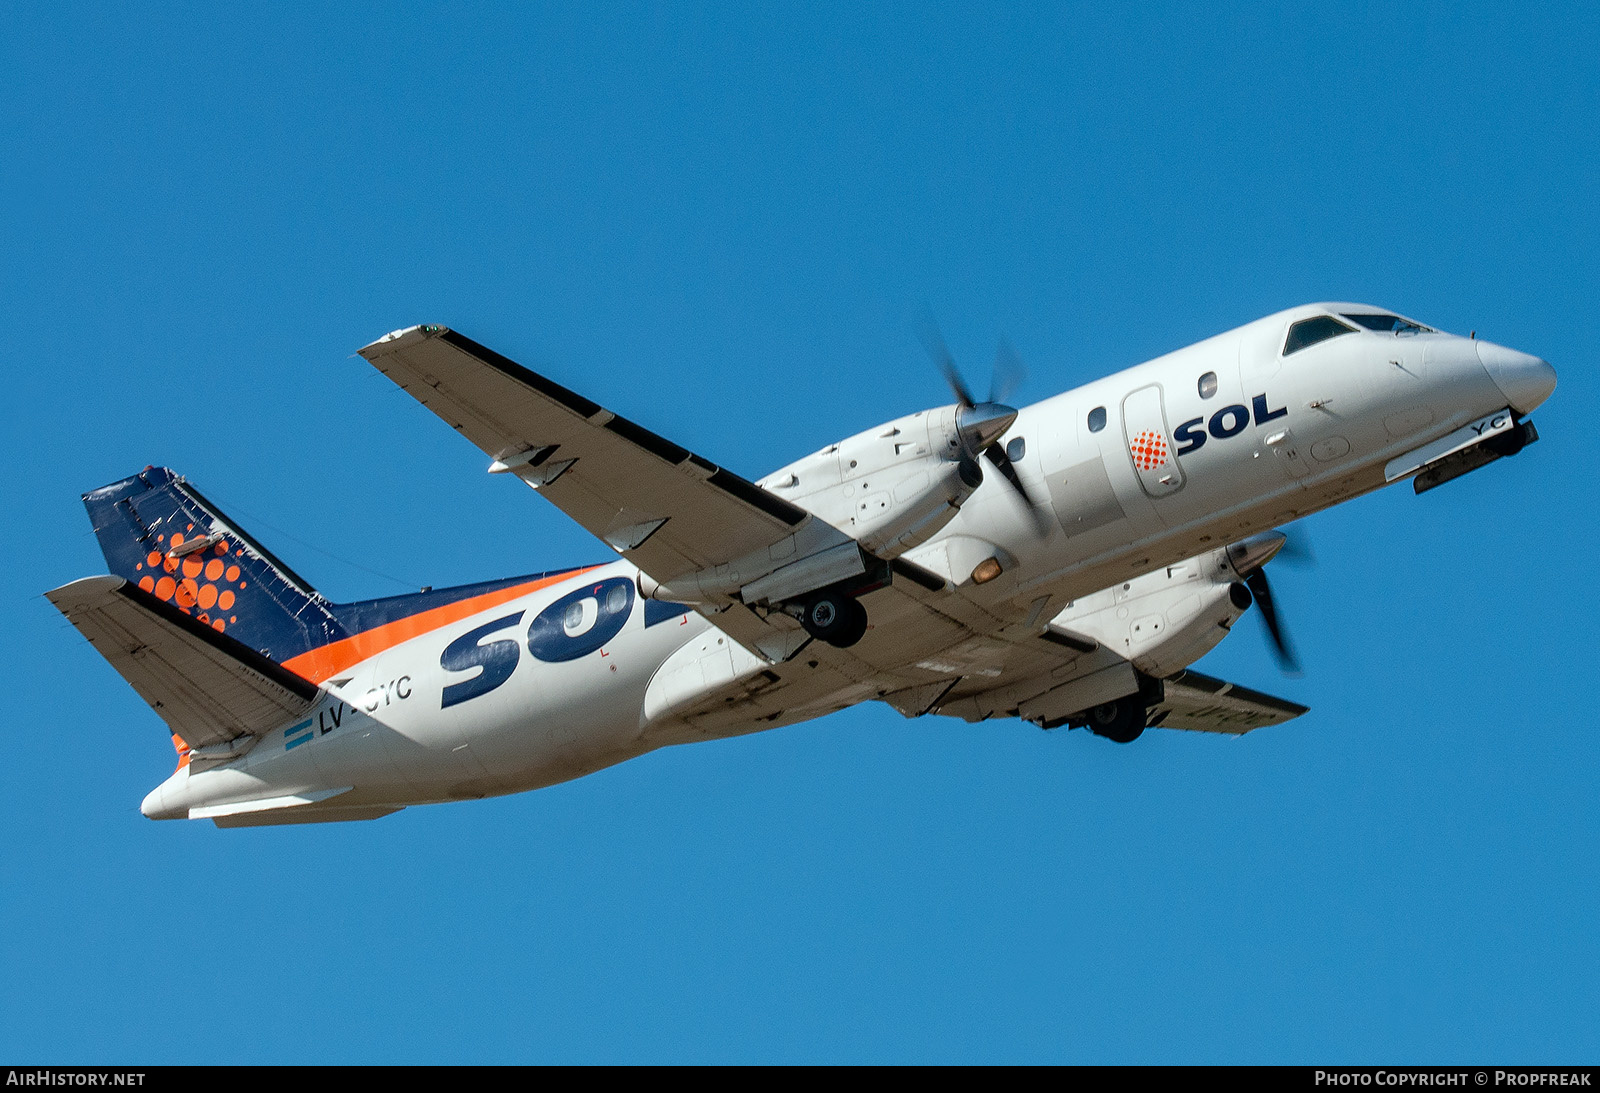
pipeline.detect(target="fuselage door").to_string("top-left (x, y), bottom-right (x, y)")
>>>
top-left (1122, 384), bottom-right (1185, 498)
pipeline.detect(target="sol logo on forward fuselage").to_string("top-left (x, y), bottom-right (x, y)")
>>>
top-left (1172, 394), bottom-right (1287, 456)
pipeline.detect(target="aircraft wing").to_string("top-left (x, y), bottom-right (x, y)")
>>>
top-left (359, 326), bottom-right (1054, 692)
top-left (1146, 669), bottom-right (1308, 734)
top-left (358, 326), bottom-right (816, 587)
top-left (47, 576), bottom-right (319, 749)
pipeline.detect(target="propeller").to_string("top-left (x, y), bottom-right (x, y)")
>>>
top-left (918, 317), bottom-right (1052, 534)
top-left (1227, 530), bottom-right (1307, 677)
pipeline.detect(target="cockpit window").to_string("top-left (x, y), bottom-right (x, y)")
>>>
top-left (1341, 313), bottom-right (1432, 335)
top-left (1284, 315), bottom-right (1357, 355)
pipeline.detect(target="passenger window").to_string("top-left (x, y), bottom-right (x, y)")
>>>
top-left (1198, 371), bottom-right (1218, 399)
top-left (1088, 406), bottom-right (1107, 433)
top-left (1284, 315), bottom-right (1357, 355)
top-left (1005, 436), bottom-right (1025, 461)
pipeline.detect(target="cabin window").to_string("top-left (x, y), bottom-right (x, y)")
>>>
top-left (1198, 371), bottom-right (1218, 399)
top-left (1284, 315), bottom-right (1357, 356)
top-left (1087, 406), bottom-right (1107, 432)
top-left (1005, 436), bottom-right (1026, 461)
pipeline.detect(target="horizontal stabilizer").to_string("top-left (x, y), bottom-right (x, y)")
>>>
top-left (1148, 669), bottom-right (1308, 735)
top-left (47, 576), bottom-right (318, 750)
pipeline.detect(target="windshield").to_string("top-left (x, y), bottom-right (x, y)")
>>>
top-left (1342, 313), bottom-right (1431, 335)
top-left (1284, 315), bottom-right (1357, 355)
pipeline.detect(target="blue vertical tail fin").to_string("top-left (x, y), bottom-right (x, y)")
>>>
top-left (81, 467), bottom-right (349, 662)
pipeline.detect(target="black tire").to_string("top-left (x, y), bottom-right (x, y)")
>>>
top-left (832, 600), bottom-right (869, 648)
top-left (801, 591), bottom-right (862, 646)
top-left (1087, 696), bottom-right (1146, 743)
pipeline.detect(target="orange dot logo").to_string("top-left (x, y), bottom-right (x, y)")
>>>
top-left (136, 534), bottom-right (250, 625)
top-left (1129, 430), bottom-right (1170, 471)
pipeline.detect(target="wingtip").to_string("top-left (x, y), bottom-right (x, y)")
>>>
top-left (358, 324), bottom-right (450, 359)
top-left (44, 574), bottom-right (127, 608)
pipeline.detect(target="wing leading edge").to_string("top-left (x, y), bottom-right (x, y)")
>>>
top-left (358, 326), bottom-right (814, 588)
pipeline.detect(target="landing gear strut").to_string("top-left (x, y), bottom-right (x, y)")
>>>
top-left (800, 590), bottom-right (869, 648)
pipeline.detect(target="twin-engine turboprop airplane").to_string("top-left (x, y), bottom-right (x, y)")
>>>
top-left (50, 303), bottom-right (1555, 826)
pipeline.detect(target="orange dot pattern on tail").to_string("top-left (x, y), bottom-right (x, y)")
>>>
top-left (1129, 429), bottom-right (1170, 470)
top-left (142, 530), bottom-right (248, 634)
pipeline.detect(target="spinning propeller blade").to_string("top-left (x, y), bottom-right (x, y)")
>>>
top-left (1228, 529), bottom-right (1311, 676)
top-left (918, 315), bottom-right (974, 409)
top-left (983, 443), bottom-right (1053, 534)
top-left (918, 316), bottom-right (1050, 533)
top-left (1244, 567), bottom-right (1301, 676)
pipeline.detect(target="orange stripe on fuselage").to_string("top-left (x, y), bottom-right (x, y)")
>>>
top-left (282, 568), bottom-right (599, 684)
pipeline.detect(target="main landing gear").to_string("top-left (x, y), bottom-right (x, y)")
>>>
top-left (1085, 694), bottom-right (1147, 744)
top-left (799, 588), bottom-right (869, 648)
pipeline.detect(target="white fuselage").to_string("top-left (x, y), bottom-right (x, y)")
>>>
top-left (142, 304), bottom-right (1553, 819)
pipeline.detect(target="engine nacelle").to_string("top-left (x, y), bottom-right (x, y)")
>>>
top-left (759, 404), bottom-right (980, 561)
top-left (853, 457), bottom-right (983, 557)
top-left (638, 404), bottom-right (983, 613)
top-left (1047, 543), bottom-right (1254, 679)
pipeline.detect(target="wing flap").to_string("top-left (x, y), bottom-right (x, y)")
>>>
top-left (47, 576), bottom-right (318, 749)
top-left (1148, 669), bottom-right (1308, 735)
top-left (358, 326), bottom-right (810, 583)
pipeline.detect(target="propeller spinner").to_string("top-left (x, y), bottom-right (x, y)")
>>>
top-left (918, 321), bottom-right (1051, 533)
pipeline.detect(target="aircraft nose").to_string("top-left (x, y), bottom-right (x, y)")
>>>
top-left (1477, 339), bottom-right (1556, 413)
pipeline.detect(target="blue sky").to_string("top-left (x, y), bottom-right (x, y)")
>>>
top-left (3, 1), bottom-right (1596, 1063)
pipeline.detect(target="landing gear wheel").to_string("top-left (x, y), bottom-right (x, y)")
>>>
top-left (800, 591), bottom-right (869, 648)
top-left (835, 599), bottom-right (869, 647)
top-left (1087, 696), bottom-right (1146, 743)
